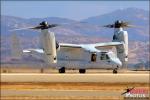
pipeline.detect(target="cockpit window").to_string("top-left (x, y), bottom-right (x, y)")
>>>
top-left (100, 53), bottom-right (109, 60)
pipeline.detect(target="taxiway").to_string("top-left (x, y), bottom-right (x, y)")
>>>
top-left (1, 73), bottom-right (149, 83)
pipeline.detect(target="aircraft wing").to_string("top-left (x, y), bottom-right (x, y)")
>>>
top-left (60, 42), bottom-right (123, 52)
top-left (60, 43), bottom-right (100, 52)
top-left (21, 42), bottom-right (123, 54)
top-left (59, 43), bottom-right (82, 48)
top-left (22, 42), bottom-right (121, 54)
top-left (93, 42), bottom-right (123, 47)
top-left (21, 42), bottom-right (122, 54)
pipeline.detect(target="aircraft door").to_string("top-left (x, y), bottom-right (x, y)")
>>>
top-left (91, 53), bottom-right (97, 62)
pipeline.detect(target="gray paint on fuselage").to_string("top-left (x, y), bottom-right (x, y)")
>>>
top-left (49, 49), bottom-right (114, 69)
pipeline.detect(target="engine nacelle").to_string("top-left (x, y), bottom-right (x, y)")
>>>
top-left (113, 28), bottom-right (128, 68)
top-left (41, 29), bottom-right (57, 63)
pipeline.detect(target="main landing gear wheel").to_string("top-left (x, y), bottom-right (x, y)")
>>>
top-left (79, 69), bottom-right (86, 73)
top-left (59, 67), bottom-right (65, 73)
top-left (113, 68), bottom-right (118, 74)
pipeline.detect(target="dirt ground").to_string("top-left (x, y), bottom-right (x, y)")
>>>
top-left (1, 82), bottom-right (149, 90)
top-left (1, 82), bottom-right (149, 100)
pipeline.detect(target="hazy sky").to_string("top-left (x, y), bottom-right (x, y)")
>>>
top-left (1, 1), bottom-right (149, 20)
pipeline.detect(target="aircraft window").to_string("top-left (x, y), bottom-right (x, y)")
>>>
top-left (91, 53), bottom-right (97, 62)
top-left (100, 53), bottom-right (109, 60)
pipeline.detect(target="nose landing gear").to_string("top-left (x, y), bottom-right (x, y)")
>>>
top-left (113, 68), bottom-right (118, 74)
top-left (79, 69), bottom-right (86, 73)
top-left (113, 66), bottom-right (119, 74)
top-left (59, 67), bottom-right (65, 73)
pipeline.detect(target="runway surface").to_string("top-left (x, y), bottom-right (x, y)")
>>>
top-left (1, 73), bottom-right (149, 83)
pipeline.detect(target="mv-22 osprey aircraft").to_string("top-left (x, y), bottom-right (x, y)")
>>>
top-left (12, 20), bottom-right (129, 74)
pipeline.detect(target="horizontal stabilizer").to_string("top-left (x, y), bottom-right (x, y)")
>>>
top-left (23, 49), bottom-right (44, 53)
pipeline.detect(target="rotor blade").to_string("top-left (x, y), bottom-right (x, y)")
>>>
top-left (9, 23), bottom-right (59, 31)
top-left (49, 24), bottom-right (59, 28)
top-left (103, 24), bottom-right (114, 28)
top-left (9, 26), bottom-right (37, 31)
top-left (127, 25), bottom-right (143, 28)
top-left (123, 21), bottom-right (130, 25)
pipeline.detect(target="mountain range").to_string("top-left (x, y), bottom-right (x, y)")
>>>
top-left (1, 7), bottom-right (149, 66)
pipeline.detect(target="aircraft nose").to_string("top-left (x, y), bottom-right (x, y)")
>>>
top-left (116, 59), bottom-right (122, 67)
top-left (112, 58), bottom-right (122, 67)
